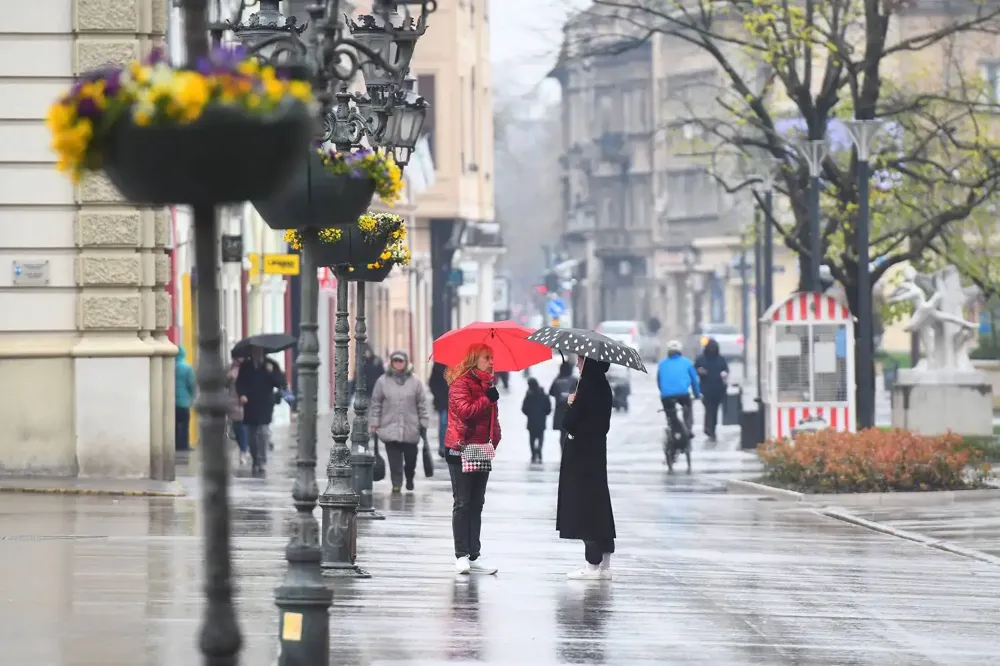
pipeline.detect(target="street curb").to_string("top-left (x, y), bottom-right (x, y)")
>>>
top-left (0, 481), bottom-right (186, 498)
top-left (819, 507), bottom-right (1000, 567)
top-left (725, 478), bottom-right (805, 500)
top-left (725, 478), bottom-right (1000, 507)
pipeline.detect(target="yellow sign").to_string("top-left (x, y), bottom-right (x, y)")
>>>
top-left (281, 612), bottom-right (303, 641)
top-left (248, 253), bottom-right (301, 277)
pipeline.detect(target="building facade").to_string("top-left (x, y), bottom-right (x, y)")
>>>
top-left (0, 0), bottom-right (175, 480)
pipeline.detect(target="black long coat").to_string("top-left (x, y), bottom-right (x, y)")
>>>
top-left (235, 359), bottom-right (285, 426)
top-left (556, 358), bottom-right (616, 542)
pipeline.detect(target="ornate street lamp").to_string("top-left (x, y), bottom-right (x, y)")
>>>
top-left (186, 0), bottom-right (437, 665)
top-left (384, 85), bottom-right (429, 166)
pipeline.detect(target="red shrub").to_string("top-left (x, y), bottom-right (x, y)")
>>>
top-left (757, 428), bottom-right (989, 493)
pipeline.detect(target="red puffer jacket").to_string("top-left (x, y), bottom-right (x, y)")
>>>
top-left (445, 368), bottom-right (502, 450)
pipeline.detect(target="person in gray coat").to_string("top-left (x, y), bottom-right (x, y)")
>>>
top-left (369, 350), bottom-right (429, 492)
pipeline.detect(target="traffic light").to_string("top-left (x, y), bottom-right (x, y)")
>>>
top-left (535, 284), bottom-right (547, 295)
top-left (544, 271), bottom-right (559, 293)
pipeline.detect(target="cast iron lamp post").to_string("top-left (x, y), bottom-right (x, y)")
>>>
top-left (798, 137), bottom-right (828, 292)
top-left (211, 0), bottom-right (433, 663)
top-left (844, 119), bottom-right (885, 430)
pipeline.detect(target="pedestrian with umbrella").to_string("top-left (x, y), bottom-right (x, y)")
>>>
top-left (232, 333), bottom-right (295, 477)
top-left (434, 321), bottom-right (551, 575)
top-left (525, 326), bottom-right (647, 581)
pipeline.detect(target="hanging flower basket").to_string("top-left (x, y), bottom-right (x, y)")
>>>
top-left (254, 146), bottom-right (402, 230)
top-left (345, 263), bottom-right (395, 283)
top-left (47, 47), bottom-right (314, 205)
top-left (284, 212), bottom-right (407, 268)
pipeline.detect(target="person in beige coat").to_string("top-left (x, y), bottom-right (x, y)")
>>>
top-left (369, 350), bottom-right (430, 492)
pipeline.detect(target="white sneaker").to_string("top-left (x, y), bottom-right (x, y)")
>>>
top-left (239, 452), bottom-right (250, 466)
top-left (567, 565), bottom-right (603, 580)
top-left (470, 558), bottom-right (498, 575)
top-left (455, 556), bottom-right (471, 574)
top-left (600, 554), bottom-right (613, 580)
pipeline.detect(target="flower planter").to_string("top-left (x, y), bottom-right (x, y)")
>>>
top-left (346, 263), bottom-right (395, 283)
top-left (103, 101), bottom-right (311, 206)
top-left (311, 226), bottom-right (387, 268)
top-left (252, 150), bottom-right (377, 230)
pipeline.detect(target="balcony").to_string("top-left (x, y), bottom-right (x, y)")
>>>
top-left (564, 206), bottom-right (596, 240)
top-left (594, 227), bottom-right (652, 257)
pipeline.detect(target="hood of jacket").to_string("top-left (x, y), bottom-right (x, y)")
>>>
top-left (177, 346), bottom-right (187, 363)
top-left (386, 350), bottom-right (412, 382)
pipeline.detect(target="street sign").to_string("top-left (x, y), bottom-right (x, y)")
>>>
top-left (447, 268), bottom-right (464, 287)
top-left (547, 297), bottom-right (566, 319)
top-left (221, 235), bottom-right (243, 263)
top-left (12, 260), bottom-right (49, 287)
top-left (249, 253), bottom-right (301, 276)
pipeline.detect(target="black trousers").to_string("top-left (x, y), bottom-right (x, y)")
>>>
top-left (529, 430), bottom-right (544, 456)
top-left (661, 395), bottom-right (693, 434)
top-left (447, 457), bottom-right (490, 560)
top-left (175, 407), bottom-right (190, 451)
top-left (584, 539), bottom-right (615, 565)
top-left (703, 397), bottom-right (721, 438)
top-left (383, 440), bottom-right (418, 488)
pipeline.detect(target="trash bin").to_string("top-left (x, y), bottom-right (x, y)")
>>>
top-left (740, 407), bottom-right (763, 450)
top-left (722, 385), bottom-right (742, 426)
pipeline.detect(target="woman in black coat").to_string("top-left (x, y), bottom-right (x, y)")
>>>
top-left (556, 355), bottom-right (616, 581)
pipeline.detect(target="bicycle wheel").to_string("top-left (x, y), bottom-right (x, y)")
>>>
top-left (664, 432), bottom-right (675, 472)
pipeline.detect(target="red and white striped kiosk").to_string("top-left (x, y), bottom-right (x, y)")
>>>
top-left (760, 292), bottom-right (856, 440)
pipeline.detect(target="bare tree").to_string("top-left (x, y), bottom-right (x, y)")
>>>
top-left (562, 0), bottom-right (1000, 319)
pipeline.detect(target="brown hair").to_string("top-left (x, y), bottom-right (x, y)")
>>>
top-left (445, 343), bottom-right (493, 385)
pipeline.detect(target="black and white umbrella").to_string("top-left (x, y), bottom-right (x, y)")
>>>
top-left (526, 327), bottom-right (647, 373)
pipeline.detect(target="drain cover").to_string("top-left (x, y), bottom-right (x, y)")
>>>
top-left (0, 535), bottom-right (108, 541)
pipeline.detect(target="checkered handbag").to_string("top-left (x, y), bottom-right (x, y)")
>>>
top-left (461, 442), bottom-right (496, 473)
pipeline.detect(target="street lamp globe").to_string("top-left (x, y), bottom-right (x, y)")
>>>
top-left (349, 13), bottom-right (426, 108)
top-left (385, 87), bottom-right (428, 166)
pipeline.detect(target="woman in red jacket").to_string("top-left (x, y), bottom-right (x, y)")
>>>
top-left (445, 342), bottom-right (501, 575)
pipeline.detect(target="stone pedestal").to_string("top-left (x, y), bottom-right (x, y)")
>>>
top-left (890, 368), bottom-right (993, 437)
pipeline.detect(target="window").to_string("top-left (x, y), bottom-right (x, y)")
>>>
top-left (666, 169), bottom-right (719, 219)
top-left (416, 74), bottom-right (436, 162)
top-left (981, 62), bottom-right (1000, 103)
top-left (470, 67), bottom-right (478, 167)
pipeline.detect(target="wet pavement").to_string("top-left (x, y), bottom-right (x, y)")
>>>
top-left (2, 360), bottom-right (1000, 665)
top-left (848, 500), bottom-right (1000, 559)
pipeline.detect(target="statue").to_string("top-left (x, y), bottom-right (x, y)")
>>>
top-left (887, 265), bottom-right (979, 371)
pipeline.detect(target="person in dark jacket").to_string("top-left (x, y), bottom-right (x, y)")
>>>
top-left (351, 345), bottom-right (384, 406)
top-left (429, 362), bottom-right (450, 458)
top-left (235, 346), bottom-right (286, 477)
top-left (694, 338), bottom-right (729, 441)
top-left (521, 377), bottom-right (552, 463)
top-left (549, 360), bottom-right (578, 454)
top-left (557, 355), bottom-right (615, 580)
top-left (444, 343), bottom-right (502, 576)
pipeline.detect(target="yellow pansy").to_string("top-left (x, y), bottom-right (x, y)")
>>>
top-left (46, 102), bottom-right (75, 132)
top-left (287, 80), bottom-right (312, 103)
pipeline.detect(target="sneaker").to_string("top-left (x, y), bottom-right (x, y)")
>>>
top-left (239, 452), bottom-right (250, 466)
top-left (470, 558), bottom-right (498, 575)
top-left (391, 486), bottom-right (402, 494)
top-left (405, 478), bottom-right (414, 491)
top-left (567, 565), bottom-right (602, 580)
top-left (455, 556), bottom-right (471, 574)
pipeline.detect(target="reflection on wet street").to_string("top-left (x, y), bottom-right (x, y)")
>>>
top-left (1, 361), bottom-right (999, 665)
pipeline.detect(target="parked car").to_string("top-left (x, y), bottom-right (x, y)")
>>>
top-left (596, 320), bottom-right (661, 361)
top-left (687, 323), bottom-right (745, 360)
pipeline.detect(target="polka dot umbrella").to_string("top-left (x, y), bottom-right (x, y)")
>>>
top-left (525, 326), bottom-right (648, 373)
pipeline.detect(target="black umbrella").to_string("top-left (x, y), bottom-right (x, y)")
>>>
top-left (231, 333), bottom-right (297, 359)
top-left (526, 327), bottom-right (648, 373)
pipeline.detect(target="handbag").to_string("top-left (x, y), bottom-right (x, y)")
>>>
top-left (461, 442), bottom-right (496, 473)
top-left (421, 432), bottom-right (434, 478)
top-left (372, 434), bottom-right (386, 482)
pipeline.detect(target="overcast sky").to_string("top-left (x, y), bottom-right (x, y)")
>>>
top-left (489, 0), bottom-right (591, 103)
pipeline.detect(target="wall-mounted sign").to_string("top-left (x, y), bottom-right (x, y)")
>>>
top-left (248, 253), bottom-right (301, 276)
top-left (221, 235), bottom-right (243, 263)
top-left (12, 260), bottom-right (49, 287)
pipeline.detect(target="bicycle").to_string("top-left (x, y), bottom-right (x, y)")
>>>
top-left (658, 400), bottom-right (693, 474)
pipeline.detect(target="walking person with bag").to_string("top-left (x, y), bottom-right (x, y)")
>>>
top-left (235, 346), bottom-right (286, 477)
top-left (557, 355), bottom-right (616, 580)
top-left (429, 362), bottom-right (450, 459)
top-left (694, 338), bottom-right (729, 442)
top-left (444, 342), bottom-right (501, 575)
top-left (368, 351), bottom-right (429, 493)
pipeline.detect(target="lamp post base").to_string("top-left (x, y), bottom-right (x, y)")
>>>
top-left (320, 564), bottom-right (372, 578)
top-left (351, 451), bottom-right (384, 520)
top-left (274, 584), bottom-right (333, 666)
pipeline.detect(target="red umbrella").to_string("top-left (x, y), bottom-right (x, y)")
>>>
top-left (432, 321), bottom-right (552, 372)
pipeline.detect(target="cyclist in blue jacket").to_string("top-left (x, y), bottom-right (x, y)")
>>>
top-left (656, 340), bottom-right (701, 433)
